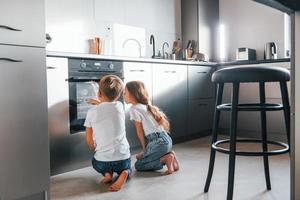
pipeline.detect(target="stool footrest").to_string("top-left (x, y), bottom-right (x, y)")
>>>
top-left (217, 103), bottom-right (283, 111)
top-left (212, 139), bottom-right (289, 156)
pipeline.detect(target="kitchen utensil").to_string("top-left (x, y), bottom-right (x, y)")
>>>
top-left (172, 40), bottom-right (182, 60)
top-left (264, 42), bottom-right (277, 59)
top-left (186, 40), bottom-right (191, 49)
top-left (95, 37), bottom-right (102, 55)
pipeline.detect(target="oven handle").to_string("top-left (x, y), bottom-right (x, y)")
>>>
top-left (65, 77), bottom-right (100, 82)
top-left (66, 76), bottom-right (125, 82)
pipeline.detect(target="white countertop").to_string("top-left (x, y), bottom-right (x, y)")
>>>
top-left (46, 51), bottom-right (217, 67)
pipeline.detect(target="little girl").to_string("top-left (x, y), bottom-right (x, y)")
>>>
top-left (124, 80), bottom-right (179, 174)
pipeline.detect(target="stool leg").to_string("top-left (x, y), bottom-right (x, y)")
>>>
top-left (204, 83), bottom-right (224, 192)
top-left (280, 81), bottom-right (290, 148)
top-left (259, 82), bottom-right (271, 190)
top-left (227, 82), bottom-right (239, 200)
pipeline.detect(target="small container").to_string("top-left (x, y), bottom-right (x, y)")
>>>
top-left (171, 53), bottom-right (177, 60)
top-left (89, 37), bottom-right (102, 55)
top-left (186, 49), bottom-right (193, 60)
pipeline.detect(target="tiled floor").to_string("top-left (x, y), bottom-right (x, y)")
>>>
top-left (50, 137), bottom-right (290, 200)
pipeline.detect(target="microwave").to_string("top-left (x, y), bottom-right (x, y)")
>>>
top-left (236, 48), bottom-right (256, 61)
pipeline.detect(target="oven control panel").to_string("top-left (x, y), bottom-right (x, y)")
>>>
top-left (69, 59), bottom-right (123, 73)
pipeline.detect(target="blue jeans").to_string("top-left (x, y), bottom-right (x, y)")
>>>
top-left (135, 132), bottom-right (172, 171)
top-left (92, 157), bottom-right (132, 176)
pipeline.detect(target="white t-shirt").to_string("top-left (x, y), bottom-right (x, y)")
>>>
top-left (84, 101), bottom-right (130, 162)
top-left (129, 104), bottom-right (164, 136)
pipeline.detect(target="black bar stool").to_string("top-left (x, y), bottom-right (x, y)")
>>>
top-left (204, 66), bottom-right (290, 200)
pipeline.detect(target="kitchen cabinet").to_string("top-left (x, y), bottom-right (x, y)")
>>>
top-left (123, 62), bottom-right (153, 99)
top-left (0, 0), bottom-right (45, 47)
top-left (152, 64), bottom-right (188, 140)
top-left (123, 62), bottom-right (153, 149)
top-left (0, 45), bottom-right (49, 200)
top-left (187, 65), bottom-right (216, 136)
top-left (124, 62), bottom-right (214, 143)
top-left (47, 57), bottom-right (69, 109)
top-left (219, 62), bottom-right (291, 140)
top-left (188, 99), bottom-right (215, 134)
top-left (188, 65), bottom-right (215, 99)
top-left (46, 57), bottom-right (70, 149)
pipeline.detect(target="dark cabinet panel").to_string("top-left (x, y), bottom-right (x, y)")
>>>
top-left (188, 99), bottom-right (214, 135)
top-left (188, 65), bottom-right (215, 99)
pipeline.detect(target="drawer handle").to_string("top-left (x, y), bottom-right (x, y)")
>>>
top-left (164, 70), bottom-right (176, 73)
top-left (47, 66), bottom-right (56, 69)
top-left (0, 25), bottom-right (22, 31)
top-left (197, 72), bottom-right (207, 74)
top-left (129, 69), bottom-right (145, 72)
top-left (0, 57), bottom-right (23, 62)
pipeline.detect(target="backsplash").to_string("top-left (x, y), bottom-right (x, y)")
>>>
top-left (45, 0), bottom-right (181, 58)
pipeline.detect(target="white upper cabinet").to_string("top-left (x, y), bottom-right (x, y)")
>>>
top-left (0, 0), bottom-right (45, 47)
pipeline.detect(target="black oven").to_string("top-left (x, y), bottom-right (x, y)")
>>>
top-left (67, 58), bottom-right (123, 134)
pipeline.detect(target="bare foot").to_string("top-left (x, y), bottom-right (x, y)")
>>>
top-left (101, 172), bottom-right (112, 184)
top-left (170, 151), bottom-right (180, 171)
top-left (160, 153), bottom-right (174, 175)
top-left (108, 170), bottom-right (129, 192)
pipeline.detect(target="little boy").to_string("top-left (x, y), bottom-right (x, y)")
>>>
top-left (84, 75), bottom-right (131, 192)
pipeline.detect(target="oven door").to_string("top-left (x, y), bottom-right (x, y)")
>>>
top-left (67, 77), bottom-right (99, 134)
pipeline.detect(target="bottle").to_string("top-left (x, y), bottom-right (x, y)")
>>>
top-left (103, 26), bottom-right (113, 55)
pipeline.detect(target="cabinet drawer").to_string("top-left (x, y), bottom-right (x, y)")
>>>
top-left (124, 62), bottom-right (152, 97)
top-left (0, 0), bottom-right (45, 47)
top-left (188, 99), bottom-right (214, 134)
top-left (188, 65), bottom-right (215, 99)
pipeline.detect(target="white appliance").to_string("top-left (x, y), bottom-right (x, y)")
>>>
top-left (236, 48), bottom-right (257, 61)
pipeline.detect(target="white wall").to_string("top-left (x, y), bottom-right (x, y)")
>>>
top-left (219, 0), bottom-right (286, 61)
top-left (45, 0), bottom-right (181, 57)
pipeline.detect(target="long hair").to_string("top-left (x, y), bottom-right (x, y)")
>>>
top-left (126, 81), bottom-right (170, 133)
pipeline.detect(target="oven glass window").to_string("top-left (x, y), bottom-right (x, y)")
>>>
top-left (76, 82), bottom-right (98, 119)
top-left (69, 81), bottom-right (99, 134)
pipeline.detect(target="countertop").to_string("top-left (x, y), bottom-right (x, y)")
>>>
top-left (47, 51), bottom-right (217, 67)
top-left (47, 51), bottom-right (290, 67)
top-left (218, 58), bottom-right (291, 66)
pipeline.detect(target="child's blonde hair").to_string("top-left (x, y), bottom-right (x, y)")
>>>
top-left (99, 75), bottom-right (124, 101)
top-left (126, 81), bottom-right (170, 132)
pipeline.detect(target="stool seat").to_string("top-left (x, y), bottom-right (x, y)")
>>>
top-left (212, 66), bottom-right (290, 83)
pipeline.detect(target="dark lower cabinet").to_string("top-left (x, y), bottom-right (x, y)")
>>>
top-left (188, 99), bottom-right (215, 135)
